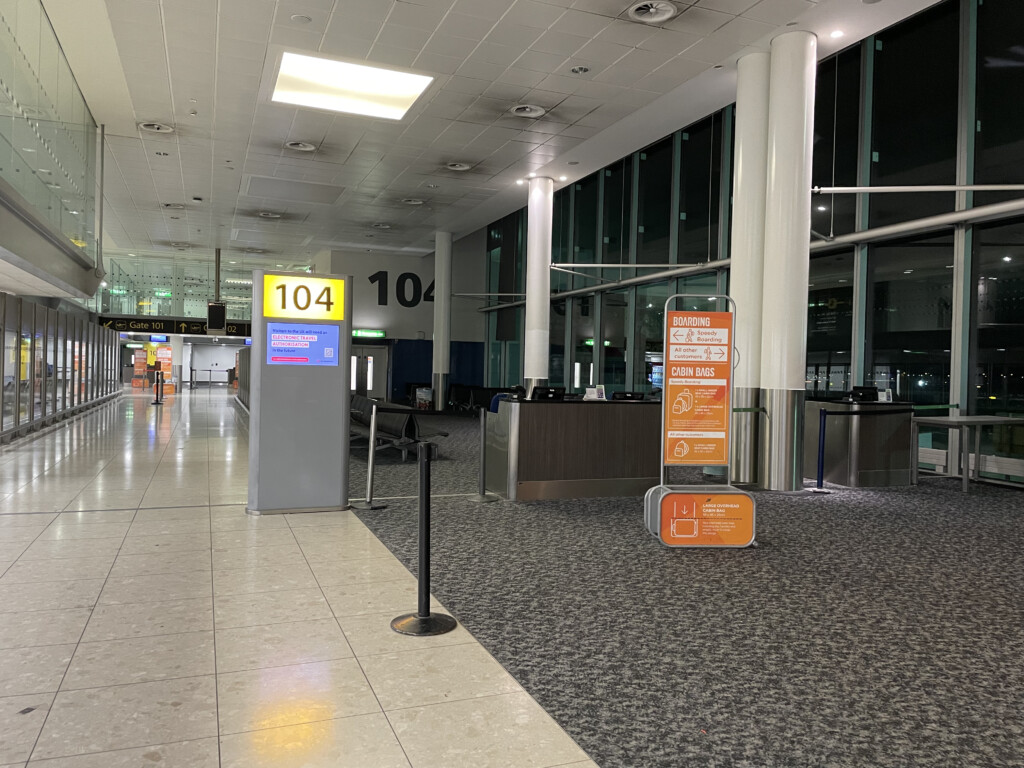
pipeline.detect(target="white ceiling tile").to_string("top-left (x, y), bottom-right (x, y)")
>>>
top-left (551, 9), bottom-right (614, 37)
top-left (514, 49), bottom-right (569, 73)
top-left (693, 0), bottom-right (760, 14)
top-left (665, 7), bottom-right (733, 36)
top-left (415, 51), bottom-right (464, 76)
top-left (486, 23), bottom-right (545, 49)
top-left (367, 44), bottom-right (420, 68)
top-left (387, 1), bottom-right (448, 29)
top-left (471, 42), bottom-right (526, 67)
top-left (436, 13), bottom-right (497, 39)
top-left (421, 34), bottom-right (480, 59)
top-left (497, 67), bottom-right (549, 88)
top-left (376, 23), bottom-right (434, 51)
top-left (531, 30), bottom-right (591, 56)
top-left (502, 0), bottom-right (568, 29)
top-left (637, 28), bottom-right (703, 54)
top-left (714, 16), bottom-right (775, 44)
top-left (454, 60), bottom-right (507, 81)
top-left (443, 76), bottom-right (493, 95)
top-left (574, 39), bottom-right (633, 65)
top-left (595, 19), bottom-right (659, 47)
top-left (451, 0), bottom-right (509, 21)
top-left (682, 32), bottom-right (745, 63)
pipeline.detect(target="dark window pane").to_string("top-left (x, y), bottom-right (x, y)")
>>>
top-left (972, 218), bottom-right (1024, 417)
top-left (812, 48), bottom-right (861, 237)
top-left (601, 290), bottom-right (629, 393)
top-left (634, 282), bottom-right (672, 393)
top-left (551, 187), bottom-right (571, 292)
top-left (866, 234), bottom-right (953, 404)
top-left (602, 157), bottom-right (632, 265)
top-left (570, 296), bottom-right (595, 392)
top-left (573, 173), bottom-right (599, 287)
top-left (870, 2), bottom-right (959, 227)
top-left (550, 300), bottom-right (566, 388)
top-left (637, 137), bottom-right (673, 264)
top-left (975, 0), bottom-right (1024, 206)
top-left (806, 252), bottom-right (854, 397)
top-left (678, 114), bottom-right (723, 265)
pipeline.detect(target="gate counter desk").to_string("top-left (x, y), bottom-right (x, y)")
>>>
top-left (485, 398), bottom-right (661, 501)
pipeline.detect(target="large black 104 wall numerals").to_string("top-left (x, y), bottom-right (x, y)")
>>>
top-left (368, 271), bottom-right (435, 307)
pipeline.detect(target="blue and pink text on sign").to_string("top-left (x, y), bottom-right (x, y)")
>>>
top-left (266, 322), bottom-right (339, 367)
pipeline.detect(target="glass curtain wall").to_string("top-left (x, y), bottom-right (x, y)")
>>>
top-left (601, 290), bottom-right (629, 393)
top-left (550, 300), bottom-right (566, 389)
top-left (572, 174), bottom-right (600, 288)
top-left (811, 49), bottom-right (861, 238)
top-left (678, 115), bottom-right (724, 264)
top-left (634, 282), bottom-right (673, 394)
top-left (0, 297), bottom-right (116, 437)
top-left (974, 0), bottom-right (1024, 207)
top-left (636, 138), bottom-right (673, 264)
top-left (806, 252), bottom-right (855, 397)
top-left (869, 1), bottom-right (959, 227)
top-left (602, 158), bottom-right (632, 266)
top-left (866, 234), bottom-right (954, 404)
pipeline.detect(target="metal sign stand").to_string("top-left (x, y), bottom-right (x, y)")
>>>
top-left (643, 294), bottom-right (756, 549)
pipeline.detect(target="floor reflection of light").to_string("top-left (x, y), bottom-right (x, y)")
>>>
top-left (253, 700), bottom-right (333, 760)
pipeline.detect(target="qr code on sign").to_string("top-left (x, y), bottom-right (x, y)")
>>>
top-left (324, 348), bottom-right (334, 358)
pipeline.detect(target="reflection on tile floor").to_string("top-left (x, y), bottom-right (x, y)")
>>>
top-left (0, 390), bottom-right (591, 767)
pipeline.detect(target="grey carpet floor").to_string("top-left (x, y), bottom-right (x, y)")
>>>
top-left (353, 415), bottom-right (1024, 768)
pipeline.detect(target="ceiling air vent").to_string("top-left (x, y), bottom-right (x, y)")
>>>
top-left (284, 141), bottom-right (317, 152)
top-left (627, 1), bottom-right (679, 24)
top-left (163, 203), bottom-right (185, 210)
top-left (139, 122), bottom-right (174, 133)
top-left (509, 104), bottom-right (546, 118)
top-left (445, 162), bottom-right (472, 172)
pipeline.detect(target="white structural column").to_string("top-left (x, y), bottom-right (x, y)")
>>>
top-left (729, 51), bottom-right (771, 485)
top-left (431, 230), bottom-right (453, 410)
top-left (760, 31), bottom-right (817, 491)
top-left (524, 176), bottom-right (554, 395)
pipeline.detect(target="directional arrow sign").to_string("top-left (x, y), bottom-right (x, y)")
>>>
top-left (179, 322), bottom-right (188, 332)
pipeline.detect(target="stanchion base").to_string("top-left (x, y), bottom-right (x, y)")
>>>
top-left (467, 493), bottom-right (499, 503)
top-left (151, 401), bottom-right (163, 406)
top-left (390, 612), bottom-right (458, 636)
top-left (351, 500), bottom-right (387, 511)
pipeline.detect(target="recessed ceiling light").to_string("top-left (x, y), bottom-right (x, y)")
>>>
top-left (426, 184), bottom-right (439, 189)
top-left (276, 264), bottom-right (284, 268)
top-left (229, 261), bottom-right (237, 264)
top-left (568, 161), bottom-right (579, 166)
top-left (258, 211), bottom-right (282, 218)
top-left (516, 179), bottom-right (524, 185)
top-left (155, 151), bottom-right (169, 157)
top-left (559, 175), bottom-right (567, 181)
top-left (830, 30), bottom-right (844, 39)
top-left (171, 242), bottom-right (189, 248)
top-left (163, 203), bottom-right (186, 209)
top-left (903, 269), bottom-right (913, 274)
top-left (1003, 255), bottom-right (1012, 262)
top-left (290, 14), bottom-right (312, 23)
top-left (245, 248), bottom-right (264, 254)
top-left (401, 198), bottom-right (424, 205)
top-left (284, 141), bottom-right (317, 152)
top-left (510, 104), bottom-right (546, 118)
top-left (570, 65), bottom-right (590, 75)
top-left (527, 172), bottom-right (536, 178)
top-left (446, 162), bottom-right (472, 171)
top-left (713, 65), bottom-right (723, 69)
top-left (139, 122), bottom-right (174, 134)
top-left (272, 51), bottom-right (433, 120)
top-left (816, 205), bottom-right (827, 211)
top-left (373, 223), bottom-right (391, 229)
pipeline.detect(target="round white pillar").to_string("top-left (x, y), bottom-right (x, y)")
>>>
top-left (431, 231), bottom-right (453, 409)
top-left (760, 30), bottom-right (817, 491)
top-left (729, 51), bottom-right (770, 485)
top-left (524, 176), bottom-right (554, 395)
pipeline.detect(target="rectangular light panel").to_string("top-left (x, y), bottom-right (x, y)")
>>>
top-left (272, 52), bottom-right (433, 120)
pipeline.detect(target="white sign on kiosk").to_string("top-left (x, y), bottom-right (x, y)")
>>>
top-left (247, 271), bottom-right (353, 515)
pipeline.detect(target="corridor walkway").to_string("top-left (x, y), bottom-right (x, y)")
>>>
top-left (0, 389), bottom-right (593, 768)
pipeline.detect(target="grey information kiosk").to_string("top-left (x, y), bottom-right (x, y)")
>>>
top-left (247, 270), bottom-right (353, 515)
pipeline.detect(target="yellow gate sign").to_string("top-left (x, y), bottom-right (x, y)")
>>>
top-left (263, 274), bottom-right (345, 321)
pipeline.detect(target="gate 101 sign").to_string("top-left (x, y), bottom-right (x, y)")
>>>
top-left (663, 311), bottom-right (732, 466)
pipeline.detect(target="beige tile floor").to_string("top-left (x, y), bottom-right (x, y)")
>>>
top-left (0, 390), bottom-right (594, 767)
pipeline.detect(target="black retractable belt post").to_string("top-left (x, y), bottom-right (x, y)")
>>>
top-left (391, 441), bottom-right (458, 636)
top-left (469, 406), bottom-right (498, 503)
top-left (151, 372), bottom-right (164, 406)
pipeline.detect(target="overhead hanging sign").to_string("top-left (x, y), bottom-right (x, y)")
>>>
top-left (663, 310), bottom-right (732, 466)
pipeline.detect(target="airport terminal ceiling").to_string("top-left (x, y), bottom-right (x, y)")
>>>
top-left (36, 0), bottom-right (941, 273)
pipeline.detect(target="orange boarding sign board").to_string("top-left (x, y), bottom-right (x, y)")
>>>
top-left (659, 490), bottom-right (755, 547)
top-left (663, 311), bottom-right (732, 465)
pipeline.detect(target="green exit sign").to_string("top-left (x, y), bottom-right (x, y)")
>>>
top-left (352, 329), bottom-right (385, 338)
top-left (155, 291), bottom-right (173, 298)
